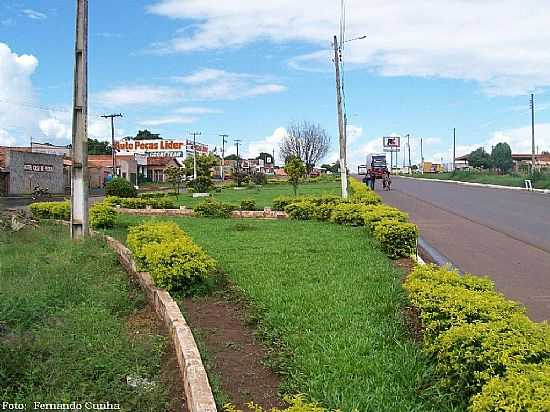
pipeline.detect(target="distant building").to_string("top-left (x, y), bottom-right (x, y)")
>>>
top-left (455, 153), bottom-right (550, 172)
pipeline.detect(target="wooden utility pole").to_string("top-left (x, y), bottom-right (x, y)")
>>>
top-left (333, 35), bottom-right (348, 199)
top-left (407, 134), bottom-right (412, 171)
top-left (234, 139), bottom-right (241, 172)
top-left (531, 93), bottom-right (536, 172)
top-left (420, 137), bottom-right (424, 174)
top-left (70, 0), bottom-right (88, 239)
top-left (101, 113), bottom-right (123, 175)
top-left (190, 132), bottom-right (201, 179)
top-left (219, 134), bottom-right (228, 180)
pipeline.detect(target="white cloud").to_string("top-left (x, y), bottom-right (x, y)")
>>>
top-left (0, 43), bottom-right (39, 145)
top-left (175, 69), bottom-right (286, 100)
top-left (147, 0), bottom-right (550, 95)
top-left (95, 85), bottom-right (184, 107)
top-left (243, 127), bottom-right (287, 160)
top-left (139, 115), bottom-right (197, 126)
top-left (489, 123), bottom-right (550, 154)
top-left (22, 9), bottom-right (47, 20)
top-left (346, 124), bottom-right (362, 145)
top-left (0, 129), bottom-right (16, 146)
top-left (39, 117), bottom-right (71, 140)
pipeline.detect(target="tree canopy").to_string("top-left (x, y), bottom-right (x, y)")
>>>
top-left (87, 138), bottom-right (111, 155)
top-left (130, 130), bottom-right (162, 140)
top-left (280, 121), bottom-right (331, 174)
top-left (183, 153), bottom-right (218, 177)
top-left (468, 147), bottom-right (493, 169)
top-left (491, 142), bottom-right (513, 173)
top-left (284, 156), bottom-right (307, 196)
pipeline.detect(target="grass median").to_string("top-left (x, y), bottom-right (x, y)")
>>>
top-left (409, 171), bottom-right (550, 189)
top-left (106, 214), bottom-right (456, 411)
top-left (0, 223), bottom-right (173, 411)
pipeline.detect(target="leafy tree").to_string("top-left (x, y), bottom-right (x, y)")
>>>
top-left (284, 156), bottom-right (306, 196)
top-left (321, 160), bottom-right (340, 173)
top-left (165, 166), bottom-right (185, 197)
top-left (491, 142), bottom-right (513, 173)
top-left (468, 147), bottom-right (493, 169)
top-left (232, 170), bottom-right (250, 187)
top-left (132, 129), bottom-right (162, 140)
top-left (280, 121), bottom-right (331, 174)
top-left (225, 154), bottom-right (239, 161)
top-left (183, 153), bottom-right (218, 178)
top-left (88, 138), bottom-right (111, 155)
top-left (105, 177), bottom-right (137, 198)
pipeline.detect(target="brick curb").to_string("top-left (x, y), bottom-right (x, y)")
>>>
top-left (101, 235), bottom-right (217, 412)
top-left (117, 208), bottom-right (288, 219)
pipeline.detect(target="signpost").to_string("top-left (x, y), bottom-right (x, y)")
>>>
top-left (114, 139), bottom-right (208, 158)
top-left (383, 136), bottom-right (401, 171)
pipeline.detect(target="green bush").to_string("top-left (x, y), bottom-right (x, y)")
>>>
top-left (141, 239), bottom-right (216, 293)
top-left (190, 175), bottom-right (213, 193)
top-left (471, 363), bottom-right (550, 411)
top-left (405, 264), bottom-right (495, 294)
top-left (194, 199), bottom-right (237, 218)
top-left (273, 195), bottom-right (295, 211)
top-left (224, 395), bottom-right (330, 412)
top-left (89, 203), bottom-right (116, 229)
top-left (348, 178), bottom-right (382, 205)
top-left (284, 201), bottom-right (316, 220)
top-left (127, 222), bottom-right (216, 293)
top-left (147, 198), bottom-right (176, 209)
top-left (329, 203), bottom-right (372, 226)
top-left (405, 271), bottom-right (522, 340)
top-left (105, 177), bottom-right (137, 198)
top-left (29, 201), bottom-right (70, 220)
top-left (433, 315), bottom-right (550, 398)
top-left (373, 219), bottom-right (418, 259)
top-left (103, 196), bottom-right (121, 207)
top-left (309, 194), bottom-right (342, 206)
top-left (313, 203), bottom-right (336, 221)
top-left (362, 205), bottom-right (409, 230)
top-left (119, 197), bottom-right (149, 209)
top-left (103, 196), bottom-right (175, 209)
top-left (240, 198), bottom-right (256, 211)
top-left (251, 172), bottom-right (268, 185)
top-left (138, 192), bottom-right (167, 199)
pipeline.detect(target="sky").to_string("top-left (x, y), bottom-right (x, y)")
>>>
top-left (1, 0), bottom-right (550, 168)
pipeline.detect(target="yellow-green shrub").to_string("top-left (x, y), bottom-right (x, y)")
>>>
top-left (373, 219), bottom-right (418, 259)
top-left (29, 201), bottom-right (70, 220)
top-left (127, 222), bottom-right (216, 293)
top-left (329, 203), bottom-right (372, 226)
top-left (405, 264), bottom-right (494, 294)
top-left (193, 199), bottom-right (237, 218)
top-left (471, 363), bottom-right (550, 412)
top-left (362, 205), bottom-right (409, 230)
top-left (348, 178), bottom-right (382, 205)
top-left (141, 239), bottom-right (216, 292)
top-left (432, 314), bottom-right (550, 398)
top-left (127, 222), bottom-right (188, 264)
top-left (89, 202), bottom-right (116, 229)
top-left (224, 395), bottom-right (329, 412)
top-left (285, 201), bottom-right (317, 220)
top-left (313, 203), bottom-right (336, 221)
top-left (273, 195), bottom-right (295, 211)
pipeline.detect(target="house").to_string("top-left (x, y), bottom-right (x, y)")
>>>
top-left (144, 157), bottom-right (179, 182)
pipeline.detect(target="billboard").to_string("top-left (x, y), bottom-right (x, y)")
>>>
top-left (114, 139), bottom-right (208, 158)
top-left (383, 136), bottom-right (401, 148)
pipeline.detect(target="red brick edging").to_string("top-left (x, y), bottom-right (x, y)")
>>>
top-left (117, 207), bottom-right (288, 219)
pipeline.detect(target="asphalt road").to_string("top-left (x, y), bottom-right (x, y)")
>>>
top-left (375, 176), bottom-right (550, 322)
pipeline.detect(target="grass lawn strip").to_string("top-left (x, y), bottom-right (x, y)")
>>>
top-left (0, 222), bottom-right (179, 411)
top-left (409, 171), bottom-right (550, 189)
top-left (107, 215), bottom-right (456, 412)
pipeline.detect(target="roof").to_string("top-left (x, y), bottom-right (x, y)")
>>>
top-left (456, 153), bottom-right (550, 162)
top-left (0, 146), bottom-right (32, 168)
top-left (147, 157), bottom-right (178, 167)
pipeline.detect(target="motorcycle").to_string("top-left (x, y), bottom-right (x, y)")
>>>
top-left (31, 186), bottom-right (51, 201)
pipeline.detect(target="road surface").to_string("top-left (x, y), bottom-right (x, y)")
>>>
top-left (376, 176), bottom-right (550, 322)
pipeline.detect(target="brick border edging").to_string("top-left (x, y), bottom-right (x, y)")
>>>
top-left (117, 208), bottom-right (288, 219)
top-left (100, 234), bottom-right (217, 412)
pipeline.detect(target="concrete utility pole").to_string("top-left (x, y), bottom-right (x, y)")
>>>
top-left (219, 134), bottom-right (228, 180)
top-left (453, 128), bottom-right (456, 172)
top-left (190, 132), bottom-right (201, 179)
top-left (407, 134), bottom-right (412, 171)
top-left (531, 93), bottom-right (536, 172)
top-left (420, 137), bottom-right (424, 174)
top-left (101, 113), bottom-right (123, 175)
top-left (234, 139), bottom-right (241, 172)
top-left (70, 0), bottom-right (88, 239)
top-left (333, 35), bottom-right (348, 199)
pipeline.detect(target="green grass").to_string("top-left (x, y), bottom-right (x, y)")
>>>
top-left (106, 214), bottom-right (459, 412)
top-left (411, 171), bottom-right (550, 189)
top-left (0, 223), bottom-right (170, 411)
top-left (170, 181), bottom-right (341, 209)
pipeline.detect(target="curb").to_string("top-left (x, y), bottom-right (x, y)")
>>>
top-left (101, 235), bottom-right (217, 412)
top-left (117, 208), bottom-right (288, 219)
top-left (400, 176), bottom-right (550, 195)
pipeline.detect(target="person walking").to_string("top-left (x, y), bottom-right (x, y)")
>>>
top-left (383, 170), bottom-right (392, 191)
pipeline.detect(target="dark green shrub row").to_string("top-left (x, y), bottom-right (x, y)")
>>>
top-left (29, 201), bottom-right (70, 220)
top-left (104, 196), bottom-right (176, 209)
top-left (193, 199), bottom-right (237, 218)
top-left (240, 198), bottom-right (256, 211)
top-left (404, 264), bottom-right (550, 409)
top-left (373, 219), bottom-right (418, 259)
top-left (105, 177), bottom-right (137, 198)
top-left (138, 191), bottom-right (168, 199)
top-left (127, 222), bottom-right (216, 293)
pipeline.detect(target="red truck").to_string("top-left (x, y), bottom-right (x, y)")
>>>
top-left (358, 153), bottom-right (387, 179)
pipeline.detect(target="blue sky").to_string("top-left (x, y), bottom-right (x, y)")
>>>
top-left (1, 0), bottom-right (550, 167)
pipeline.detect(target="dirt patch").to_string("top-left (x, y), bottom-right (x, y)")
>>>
top-left (183, 295), bottom-right (283, 411)
top-left (393, 256), bottom-right (415, 274)
top-left (127, 306), bottom-right (188, 412)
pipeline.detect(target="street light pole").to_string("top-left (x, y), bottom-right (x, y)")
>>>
top-left (333, 35), bottom-right (348, 199)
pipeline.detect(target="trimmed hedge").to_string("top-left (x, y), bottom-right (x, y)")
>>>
top-left (105, 177), bottom-right (137, 198)
top-left (348, 178), bottom-right (382, 205)
top-left (373, 219), bottom-right (418, 259)
top-left (285, 201), bottom-right (316, 220)
top-left (29, 201), bottom-right (70, 220)
top-left (193, 199), bottom-right (237, 218)
top-left (138, 191), bottom-right (168, 199)
top-left (89, 202), bottom-right (116, 229)
top-left (240, 198), bottom-right (256, 211)
top-left (329, 203), bottom-right (372, 226)
top-left (103, 196), bottom-right (175, 209)
top-left (471, 363), bottom-right (550, 411)
top-left (404, 264), bottom-right (550, 409)
top-left (127, 222), bottom-right (216, 293)
top-left (362, 206), bottom-right (409, 230)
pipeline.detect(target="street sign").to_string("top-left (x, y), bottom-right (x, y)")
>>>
top-left (383, 136), bottom-right (401, 148)
top-left (383, 148), bottom-right (400, 152)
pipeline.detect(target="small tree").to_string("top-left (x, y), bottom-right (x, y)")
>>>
top-left (184, 153), bottom-right (218, 178)
top-left (468, 147), bottom-right (493, 169)
top-left (284, 156), bottom-right (306, 196)
top-left (491, 142), bottom-right (513, 173)
top-left (165, 166), bottom-right (185, 197)
top-left (105, 177), bottom-right (137, 198)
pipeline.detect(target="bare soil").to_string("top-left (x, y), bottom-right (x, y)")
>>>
top-left (183, 294), bottom-right (283, 411)
top-left (393, 257), bottom-right (425, 344)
